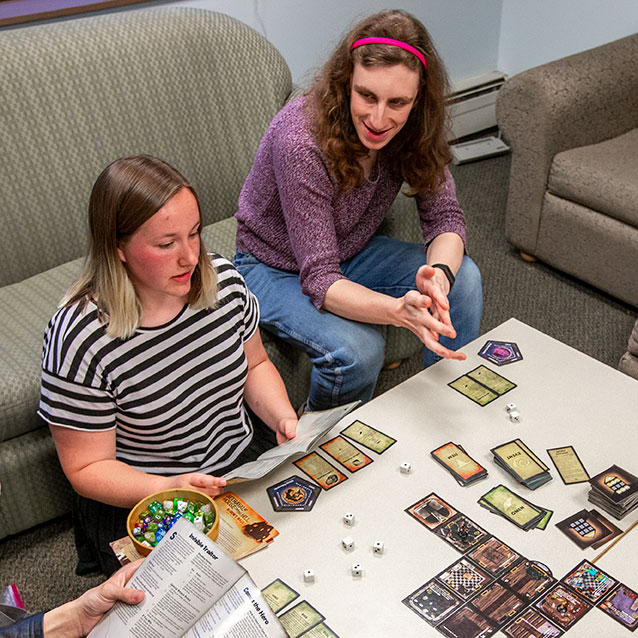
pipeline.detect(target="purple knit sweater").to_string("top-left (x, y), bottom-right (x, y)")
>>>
top-left (235, 97), bottom-right (467, 309)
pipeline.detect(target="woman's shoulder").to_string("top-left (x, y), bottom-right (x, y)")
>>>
top-left (266, 96), bottom-right (318, 151)
top-left (207, 253), bottom-right (247, 293)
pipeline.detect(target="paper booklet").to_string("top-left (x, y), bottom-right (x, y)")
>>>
top-left (89, 517), bottom-right (285, 638)
top-left (223, 401), bottom-right (360, 483)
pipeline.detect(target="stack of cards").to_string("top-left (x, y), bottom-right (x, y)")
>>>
top-left (587, 464), bottom-right (638, 519)
top-left (479, 485), bottom-right (552, 531)
top-left (555, 508), bottom-right (623, 550)
top-left (491, 439), bottom-right (552, 490)
top-left (430, 442), bottom-right (488, 486)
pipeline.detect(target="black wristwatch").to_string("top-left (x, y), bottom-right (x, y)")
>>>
top-left (431, 263), bottom-right (455, 291)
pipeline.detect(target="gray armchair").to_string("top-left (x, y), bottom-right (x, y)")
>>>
top-left (496, 33), bottom-right (638, 310)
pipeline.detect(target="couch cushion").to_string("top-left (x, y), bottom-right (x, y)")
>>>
top-left (548, 128), bottom-right (638, 227)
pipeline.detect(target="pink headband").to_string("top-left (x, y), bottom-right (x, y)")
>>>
top-left (351, 37), bottom-right (427, 69)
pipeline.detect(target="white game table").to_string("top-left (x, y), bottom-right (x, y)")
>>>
top-left (235, 318), bottom-right (638, 636)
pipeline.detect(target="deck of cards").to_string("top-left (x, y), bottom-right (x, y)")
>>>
top-left (587, 464), bottom-right (638, 519)
top-left (491, 439), bottom-right (552, 490)
top-left (430, 442), bottom-right (488, 486)
top-left (478, 485), bottom-right (552, 531)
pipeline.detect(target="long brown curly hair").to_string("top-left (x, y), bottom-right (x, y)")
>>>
top-left (305, 10), bottom-right (451, 195)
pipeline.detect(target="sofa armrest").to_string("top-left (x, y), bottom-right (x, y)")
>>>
top-left (496, 33), bottom-right (638, 254)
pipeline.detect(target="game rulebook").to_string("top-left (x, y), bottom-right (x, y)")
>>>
top-left (90, 517), bottom-right (285, 638)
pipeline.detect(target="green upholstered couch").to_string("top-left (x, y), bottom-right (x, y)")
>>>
top-left (0, 7), bottom-right (423, 541)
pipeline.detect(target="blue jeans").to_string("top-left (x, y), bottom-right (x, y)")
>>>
top-left (235, 236), bottom-right (482, 411)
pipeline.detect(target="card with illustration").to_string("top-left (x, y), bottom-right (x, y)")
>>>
top-left (500, 560), bottom-right (555, 602)
top-left (436, 557), bottom-right (492, 600)
top-left (478, 340), bottom-right (523, 366)
top-left (436, 605), bottom-right (496, 638)
top-left (340, 419), bottom-right (396, 454)
top-left (561, 560), bottom-right (617, 603)
top-left (589, 464), bottom-right (638, 503)
top-left (406, 493), bottom-right (457, 530)
top-left (319, 435), bottom-right (372, 472)
top-left (302, 624), bottom-right (341, 638)
top-left (555, 509), bottom-right (612, 549)
top-left (468, 581), bottom-right (525, 627)
top-left (536, 507), bottom-right (553, 531)
top-left (431, 441), bottom-right (488, 485)
top-left (479, 485), bottom-right (545, 530)
top-left (449, 365), bottom-right (516, 406)
top-left (533, 584), bottom-right (592, 629)
top-left (502, 608), bottom-right (562, 638)
top-left (547, 445), bottom-right (590, 484)
top-left (435, 514), bottom-right (490, 553)
top-left (467, 365), bottom-right (516, 395)
top-left (293, 452), bottom-right (347, 490)
top-left (261, 578), bottom-right (300, 614)
top-left (598, 584), bottom-right (638, 632)
top-left (278, 600), bottom-right (325, 638)
top-left (402, 579), bottom-right (462, 626)
top-left (267, 475), bottom-right (321, 512)
top-left (467, 537), bottom-right (520, 576)
top-left (491, 440), bottom-right (547, 482)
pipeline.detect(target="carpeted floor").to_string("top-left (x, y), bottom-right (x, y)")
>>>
top-left (1, 153), bottom-right (635, 615)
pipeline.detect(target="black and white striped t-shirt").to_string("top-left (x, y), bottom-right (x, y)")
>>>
top-left (38, 255), bottom-right (259, 475)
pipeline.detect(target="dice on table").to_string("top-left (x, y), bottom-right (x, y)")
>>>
top-left (506, 402), bottom-right (517, 412)
top-left (373, 540), bottom-right (384, 554)
top-left (399, 461), bottom-right (412, 474)
top-left (351, 562), bottom-right (362, 577)
top-left (509, 410), bottom-right (520, 423)
top-left (303, 569), bottom-right (315, 582)
top-left (342, 536), bottom-right (354, 551)
top-left (343, 512), bottom-right (355, 526)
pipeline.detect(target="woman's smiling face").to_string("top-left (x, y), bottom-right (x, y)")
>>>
top-left (349, 62), bottom-right (420, 153)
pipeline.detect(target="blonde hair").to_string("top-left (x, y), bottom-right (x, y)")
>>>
top-left (306, 9), bottom-right (452, 195)
top-left (63, 155), bottom-right (217, 338)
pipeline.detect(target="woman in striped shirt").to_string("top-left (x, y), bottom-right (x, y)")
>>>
top-left (39, 155), bottom-right (298, 575)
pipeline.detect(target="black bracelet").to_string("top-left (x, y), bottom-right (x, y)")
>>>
top-left (431, 263), bottom-right (455, 290)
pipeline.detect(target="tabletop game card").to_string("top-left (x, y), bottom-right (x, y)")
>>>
top-left (534, 584), bottom-right (592, 629)
top-left (402, 579), bottom-right (462, 626)
top-left (468, 581), bottom-right (525, 627)
top-left (261, 578), bottom-right (300, 614)
top-left (561, 560), bottom-right (617, 603)
top-left (491, 440), bottom-right (547, 482)
top-left (293, 452), bottom-right (347, 490)
top-left (510, 438), bottom-right (549, 472)
top-left (436, 558), bottom-right (493, 600)
top-left (467, 365), bottom-right (516, 395)
top-left (555, 509), bottom-right (612, 549)
top-left (340, 419), bottom-right (396, 454)
top-left (535, 507), bottom-right (553, 531)
top-left (478, 340), bottom-right (523, 366)
top-left (436, 514), bottom-right (490, 553)
top-left (266, 475), bottom-right (321, 512)
top-left (436, 606), bottom-right (497, 638)
top-left (448, 374), bottom-right (499, 406)
top-left (546, 446), bottom-right (590, 484)
top-left (589, 508), bottom-right (623, 549)
top-left (467, 537), bottom-right (520, 576)
top-left (406, 493), bottom-right (457, 530)
top-left (431, 442), bottom-right (488, 485)
top-left (479, 485), bottom-right (544, 530)
top-left (302, 623), bottom-right (340, 638)
top-left (278, 600), bottom-right (325, 638)
top-left (589, 464), bottom-right (638, 503)
top-left (598, 584), bottom-right (638, 632)
top-left (502, 608), bottom-right (562, 638)
top-left (500, 560), bottom-right (555, 602)
top-left (319, 435), bottom-right (372, 472)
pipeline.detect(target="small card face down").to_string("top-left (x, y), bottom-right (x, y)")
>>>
top-left (479, 485), bottom-right (545, 530)
top-left (293, 452), bottom-right (347, 490)
top-left (589, 464), bottom-right (638, 503)
top-left (266, 475), bottom-right (321, 512)
top-left (431, 442), bottom-right (488, 485)
top-left (340, 420), bottom-right (396, 454)
top-left (547, 445), bottom-right (590, 484)
top-left (478, 340), bottom-right (523, 366)
top-left (448, 365), bottom-right (516, 406)
top-left (555, 509), bottom-right (615, 549)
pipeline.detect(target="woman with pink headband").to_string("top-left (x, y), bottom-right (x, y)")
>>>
top-left (234, 9), bottom-right (483, 411)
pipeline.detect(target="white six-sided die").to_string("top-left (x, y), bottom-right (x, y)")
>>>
top-left (509, 410), bottom-right (520, 423)
top-left (303, 569), bottom-right (315, 582)
top-left (342, 536), bottom-right (354, 551)
top-left (351, 562), bottom-right (362, 577)
top-left (506, 403), bottom-right (517, 412)
top-left (399, 462), bottom-right (412, 474)
top-left (343, 512), bottom-right (355, 526)
top-left (373, 540), bottom-right (384, 554)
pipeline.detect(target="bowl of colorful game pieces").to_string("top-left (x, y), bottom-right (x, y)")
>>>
top-left (127, 488), bottom-right (219, 556)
